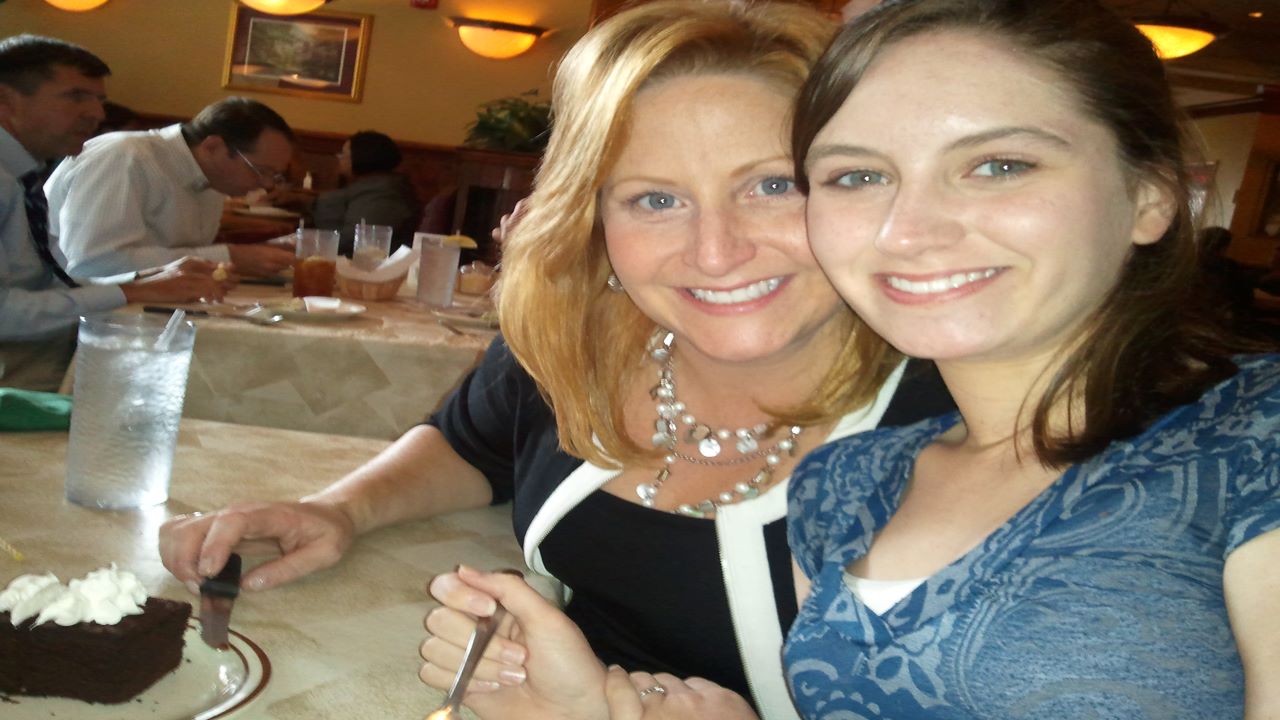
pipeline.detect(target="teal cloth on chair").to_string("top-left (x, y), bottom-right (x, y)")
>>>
top-left (0, 388), bottom-right (72, 431)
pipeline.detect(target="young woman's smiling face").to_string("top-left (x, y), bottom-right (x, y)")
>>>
top-left (600, 73), bottom-right (846, 367)
top-left (804, 30), bottom-right (1172, 367)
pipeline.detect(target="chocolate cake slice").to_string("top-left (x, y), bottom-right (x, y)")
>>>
top-left (0, 596), bottom-right (191, 704)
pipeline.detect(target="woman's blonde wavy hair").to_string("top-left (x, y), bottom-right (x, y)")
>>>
top-left (498, 0), bottom-right (898, 468)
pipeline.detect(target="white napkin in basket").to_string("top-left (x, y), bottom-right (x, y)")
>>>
top-left (336, 245), bottom-right (418, 282)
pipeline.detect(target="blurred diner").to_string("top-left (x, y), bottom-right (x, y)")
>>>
top-left (311, 130), bottom-right (419, 257)
top-left (45, 96), bottom-right (296, 279)
top-left (158, 2), bottom-right (954, 718)
top-left (0, 34), bottom-right (231, 392)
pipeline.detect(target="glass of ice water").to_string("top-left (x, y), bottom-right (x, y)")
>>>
top-left (415, 233), bottom-right (461, 309)
top-left (65, 314), bottom-right (196, 509)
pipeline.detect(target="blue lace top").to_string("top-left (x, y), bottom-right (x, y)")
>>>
top-left (785, 355), bottom-right (1280, 719)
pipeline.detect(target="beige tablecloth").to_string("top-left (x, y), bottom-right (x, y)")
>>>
top-left (0, 419), bottom-right (522, 719)
top-left (137, 286), bottom-right (494, 439)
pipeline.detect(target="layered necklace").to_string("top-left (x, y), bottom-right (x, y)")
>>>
top-left (635, 332), bottom-right (803, 518)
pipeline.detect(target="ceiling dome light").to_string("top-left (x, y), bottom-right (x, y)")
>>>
top-left (238, 0), bottom-right (332, 16)
top-left (42, 0), bottom-right (110, 11)
top-left (1134, 16), bottom-right (1225, 59)
top-left (449, 17), bottom-right (548, 60)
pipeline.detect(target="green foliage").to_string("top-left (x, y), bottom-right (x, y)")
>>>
top-left (463, 89), bottom-right (552, 154)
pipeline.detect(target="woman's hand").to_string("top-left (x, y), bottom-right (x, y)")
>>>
top-left (491, 197), bottom-right (530, 248)
top-left (605, 668), bottom-right (760, 720)
top-left (420, 565), bottom-right (609, 720)
top-left (158, 499), bottom-right (357, 594)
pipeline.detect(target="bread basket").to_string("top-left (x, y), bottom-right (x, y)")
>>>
top-left (337, 273), bottom-right (406, 301)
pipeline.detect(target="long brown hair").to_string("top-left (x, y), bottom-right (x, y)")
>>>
top-left (791, 0), bottom-right (1259, 466)
top-left (499, 0), bottom-right (896, 468)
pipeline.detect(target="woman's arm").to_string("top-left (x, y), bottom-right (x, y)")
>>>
top-left (308, 424), bottom-right (492, 534)
top-left (1224, 527), bottom-right (1280, 719)
top-left (160, 425), bottom-right (492, 592)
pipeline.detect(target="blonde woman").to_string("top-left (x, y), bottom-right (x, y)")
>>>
top-left (160, 2), bottom-right (951, 716)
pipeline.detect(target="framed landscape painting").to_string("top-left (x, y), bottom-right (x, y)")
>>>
top-left (223, 5), bottom-right (372, 102)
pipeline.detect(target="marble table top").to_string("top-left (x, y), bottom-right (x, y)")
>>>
top-left (0, 419), bottom-right (522, 719)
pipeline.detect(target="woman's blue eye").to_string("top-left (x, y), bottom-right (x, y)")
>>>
top-left (830, 170), bottom-right (887, 188)
top-left (756, 177), bottom-right (794, 196)
top-left (972, 159), bottom-right (1033, 178)
top-left (634, 192), bottom-right (677, 211)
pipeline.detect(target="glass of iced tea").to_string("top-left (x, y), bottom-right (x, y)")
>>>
top-left (293, 229), bottom-right (339, 298)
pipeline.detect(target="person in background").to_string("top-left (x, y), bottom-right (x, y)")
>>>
top-left (97, 100), bottom-right (141, 135)
top-left (421, 1), bottom-right (1279, 718)
top-left (1197, 226), bottom-right (1263, 329)
top-left (157, 3), bottom-right (953, 718)
top-left (45, 96), bottom-right (296, 279)
top-left (0, 34), bottom-right (232, 392)
top-left (311, 130), bottom-right (418, 256)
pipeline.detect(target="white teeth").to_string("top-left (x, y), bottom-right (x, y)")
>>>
top-left (886, 268), bottom-right (999, 295)
top-left (689, 277), bottom-right (783, 305)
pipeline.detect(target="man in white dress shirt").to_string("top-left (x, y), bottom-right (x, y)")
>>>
top-left (0, 35), bottom-right (232, 391)
top-left (47, 96), bottom-right (296, 279)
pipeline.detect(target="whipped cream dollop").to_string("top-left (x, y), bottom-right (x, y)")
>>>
top-left (0, 564), bottom-right (148, 627)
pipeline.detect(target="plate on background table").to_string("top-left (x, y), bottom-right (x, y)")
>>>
top-left (4, 622), bottom-right (269, 720)
top-left (432, 303), bottom-right (498, 330)
top-left (261, 297), bottom-right (366, 321)
top-left (232, 206), bottom-right (299, 220)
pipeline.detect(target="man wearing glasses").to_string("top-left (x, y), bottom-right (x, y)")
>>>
top-left (46, 96), bottom-right (296, 278)
top-left (2, 35), bottom-right (234, 391)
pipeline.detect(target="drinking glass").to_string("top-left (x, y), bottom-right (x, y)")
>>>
top-left (352, 223), bottom-right (393, 271)
top-left (416, 234), bottom-right (460, 309)
top-left (293, 229), bottom-right (340, 298)
top-left (65, 314), bottom-right (196, 509)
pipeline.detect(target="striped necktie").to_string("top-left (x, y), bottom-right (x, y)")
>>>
top-left (20, 171), bottom-right (78, 288)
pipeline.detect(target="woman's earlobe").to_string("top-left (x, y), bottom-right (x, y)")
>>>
top-left (1131, 180), bottom-right (1177, 246)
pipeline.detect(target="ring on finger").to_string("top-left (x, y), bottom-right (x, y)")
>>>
top-left (638, 684), bottom-right (666, 699)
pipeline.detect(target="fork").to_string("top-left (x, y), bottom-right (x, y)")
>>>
top-left (425, 606), bottom-right (508, 720)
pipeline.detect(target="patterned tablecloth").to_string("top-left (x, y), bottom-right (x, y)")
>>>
top-left (137, 286), bottom-right (495, 440)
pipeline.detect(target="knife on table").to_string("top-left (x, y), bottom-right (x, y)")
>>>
top-left (143, 305), bottom-right (234, 318)
top-left (199, 553), bottom-right (241, 650)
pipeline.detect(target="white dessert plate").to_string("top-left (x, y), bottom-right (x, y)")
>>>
top-left (232, 206), bottom-right (299, 219)
top-left (260, 298), bottom-right (366, 322)
top-left (3, 622), bottom-right (270, 720)
top-left (431, 305), bottom-right (498, 330)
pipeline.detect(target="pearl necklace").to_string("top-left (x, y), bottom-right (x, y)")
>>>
top-left (635, 332), bottom-right (803, 518)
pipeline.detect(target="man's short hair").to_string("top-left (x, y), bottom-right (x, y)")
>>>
top-left (182, 97), bottom-right (294, 152)
top-left (0, 34), bottom-right (110, 95)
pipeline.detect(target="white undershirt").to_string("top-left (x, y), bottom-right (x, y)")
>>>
top-left (843, 573), bottom-right (929, 615)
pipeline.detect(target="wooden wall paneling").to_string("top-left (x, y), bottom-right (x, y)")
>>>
top-left (1227, 100), bottom-right (1280, 268)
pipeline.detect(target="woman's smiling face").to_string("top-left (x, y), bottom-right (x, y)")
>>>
top-left (599, 72), bottom-right (846, 367)
top-left (804, 30), bottom-right (1172, 367)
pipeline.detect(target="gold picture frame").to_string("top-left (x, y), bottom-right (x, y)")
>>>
top-left (222, 4), bottom-right (372, 103)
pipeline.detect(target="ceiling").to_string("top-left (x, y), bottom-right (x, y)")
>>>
top-left (1099, 0), bottom-right (1280, 105)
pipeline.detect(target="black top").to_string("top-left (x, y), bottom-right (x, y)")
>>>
top-left (428, 337), bottom-right (954, 702)
top-left (541, 491), bottom-right (782, 698)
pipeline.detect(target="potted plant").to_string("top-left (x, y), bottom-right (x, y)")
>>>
top-left (463, 89), bottom-right (552, 154)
